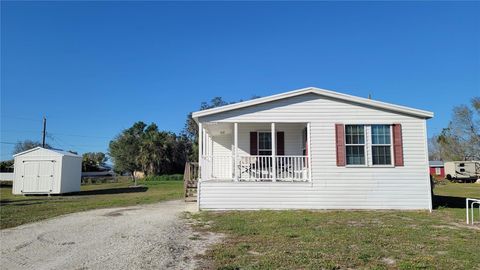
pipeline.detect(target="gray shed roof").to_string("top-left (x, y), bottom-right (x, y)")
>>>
top-left (429, 160), bottom-right (444, 167)
top-left (13, 147), bottom-right (81, 157)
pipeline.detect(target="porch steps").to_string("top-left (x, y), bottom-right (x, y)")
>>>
top-left (185, 187), bottom-right (197, 202)
top-left (184, 162), bottom-right (199, 202)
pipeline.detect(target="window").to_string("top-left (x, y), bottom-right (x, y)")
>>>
top-left (435, 167), bottom-right (441, 175)
top-left (345, 125), bottom-right (365, 165)
top-left (258, 132), bottom-right (272, 155)
top-left (371, 125), bottom-right (392, 165)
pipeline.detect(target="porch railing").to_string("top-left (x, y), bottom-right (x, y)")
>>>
top-left (201, 155), bottom-right (234, 180)
top-left (201, 155), bottom-right (309, 182)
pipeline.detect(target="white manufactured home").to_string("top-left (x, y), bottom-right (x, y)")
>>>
top-left (192, 87), bottom-right (434, 210)
top-left (13, 147), bottom-right (82, 195)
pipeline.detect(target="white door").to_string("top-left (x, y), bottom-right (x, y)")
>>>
top-left (38, 161), bottom-right (55, 192)
top-left (22, 161), bottom-right (55, 193)
top-left (22, 162), bottom-right (38, 193)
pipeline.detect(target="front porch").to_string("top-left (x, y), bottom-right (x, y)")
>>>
top-left (198, 122), bottom-right (311, 182)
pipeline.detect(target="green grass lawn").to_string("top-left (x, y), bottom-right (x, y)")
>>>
top-left (0, 178), bottom-right (183, 229)
top-left (194, 181), bottom-right (480, 270)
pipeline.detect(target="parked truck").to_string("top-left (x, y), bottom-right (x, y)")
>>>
top-left (444, 161), bottom-right (480, 183)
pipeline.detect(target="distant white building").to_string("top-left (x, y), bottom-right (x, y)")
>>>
top-left (13, 147), bottom-right (82, 195)
top-left (192, 87), bottom-right (434, 211)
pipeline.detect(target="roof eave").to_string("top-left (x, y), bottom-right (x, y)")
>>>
top-left (192, 87), bottom-right (434, 121)
top-left (13, 146), bottom-right (43, 157)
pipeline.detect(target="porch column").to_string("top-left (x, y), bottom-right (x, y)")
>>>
top-left (307, 122), bottom-right (312, 181)
top-left (198, 122), bottom-right (203, 180)
top-left (271, 122), bottom-right (276, 182)
top-left (208, 132), bottom-right (213, 178)
top-left (234, 122), bottom-right (238, 181)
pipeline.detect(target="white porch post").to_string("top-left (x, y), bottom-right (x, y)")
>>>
top-left (307, 122), bottom-right (312, 181)
top-left (271, 122), bottom-right (276, 182)
top-left (208, 132), bottom-right (213, 178)
top-left (198, 123), bottom-right (203, 180)
top-left (234, 122), bottom-right (238, 181)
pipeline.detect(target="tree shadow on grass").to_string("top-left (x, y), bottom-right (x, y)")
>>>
top-left (1, 199), bottom-right (48, 206)
top-left (72, 186), bottom-right (149, 196)
top-left (433, 195), bottom-right (468, 209)
top-left (0, 187), bottom-right (149, 205)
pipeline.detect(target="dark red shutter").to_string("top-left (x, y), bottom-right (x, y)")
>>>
top-left (276, 132), bottom-right (285, 155)
top-left (250, 132), bottom-right (258, 155)
top-left (335, 124), bottom-right (345, 166)
top-left (393, 124), bottom-right (404, 166)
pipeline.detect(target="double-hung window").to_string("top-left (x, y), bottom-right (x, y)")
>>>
top-left (258, 132), bottom-right (272, 155)
top-left (371, 125), bottom-right (392, 165)
top-left (344, 124), bottom-right (393, 166)
top-left (345, 125), bottom-right (366, 165)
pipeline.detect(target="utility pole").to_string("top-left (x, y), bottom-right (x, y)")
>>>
top-left (42, 116), bottom-right (47, 148)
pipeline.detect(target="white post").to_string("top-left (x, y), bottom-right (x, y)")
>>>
top-left (271, 122), bottom-right (276, 182)
top-left (234, 123), bottom-right (238, 181)
top-left (208, 132), bottom-right (213, 178)
top-left (198, 123), bottom-right (203, 181)
top-left (467, 198), bottom-right (469, 224)
top-left (307, 122), bottom-right (312, 182)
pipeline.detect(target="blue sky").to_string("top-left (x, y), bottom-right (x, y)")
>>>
top-left (1, 1), bottom-right (479, 160)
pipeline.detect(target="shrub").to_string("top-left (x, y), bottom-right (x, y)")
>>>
top-left (144, 174), bottom-right (183, 181)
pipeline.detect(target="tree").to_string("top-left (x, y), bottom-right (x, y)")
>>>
top-left (109, 121), bottom-right (191, 184)
top-left (82, 152), bottom-right (108, 172)
top-left (109, 122), bottom-right (146, 186)
top-left (0, 160), bottom-right (14, 172)
top-left (435, 97), bottom-right (480, 161)
top-left (428, 137), bottom-right (442, 161)
top-left (13, 140), bottom-right (51, 154)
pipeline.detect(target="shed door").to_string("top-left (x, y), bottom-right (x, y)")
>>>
top-left (22, 161), bottom-right (55, 193)
top-left (22, 162), bottom-right (38, 192)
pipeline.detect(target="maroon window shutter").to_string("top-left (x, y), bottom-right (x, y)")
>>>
top-left (393, 124), bottom-right (404, 166)
top-left (276, 132), bottom-right (285, 155)
top-left (250, 132), bottom-right (258, 155)
top-left (335, 124), bottom-right (345, 166)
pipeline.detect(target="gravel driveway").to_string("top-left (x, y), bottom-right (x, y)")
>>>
top-left (0, 200), bottom-right (219, 270)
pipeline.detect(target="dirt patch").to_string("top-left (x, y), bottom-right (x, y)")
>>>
top-left (432, 222), bottom-right (480, 231)
top-left (102, 208), bottom-right (140, 217)
top-left (381, 257), bottom-right (396, 266)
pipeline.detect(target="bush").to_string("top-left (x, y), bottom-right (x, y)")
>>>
top-left (81, 176), bottom-right (119, 185)
top-left (144, 174), bottom-right (183, 181)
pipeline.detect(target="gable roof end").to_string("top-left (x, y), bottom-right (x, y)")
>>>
top-left (13, 147), bottom-right (81, 157)
top-left (192, 87), bottom-right (434, 121)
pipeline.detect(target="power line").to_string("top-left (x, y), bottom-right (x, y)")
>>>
top-left (1, 130), bottom-right (110, 139)
top-left (49, 132), bottom-right (111, 139)
top-left (1, 129), bottom-right (42, 134)
top-left (0, 115), bottom-right (41, 121)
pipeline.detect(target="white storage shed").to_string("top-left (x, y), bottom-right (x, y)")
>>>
top-left (13, 147), bottom-right (82, 195)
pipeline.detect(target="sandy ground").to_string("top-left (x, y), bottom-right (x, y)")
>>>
top-left (0, 200), bottom-right (220, 270)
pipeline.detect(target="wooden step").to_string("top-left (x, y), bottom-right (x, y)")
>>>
top-left (185, 196), bottom-right (197, 202)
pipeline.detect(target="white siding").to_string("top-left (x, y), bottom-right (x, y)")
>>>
top-left (60, 156), bottom-right (82, 194)
top-left (199, 93), bottom-right (432, 210)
